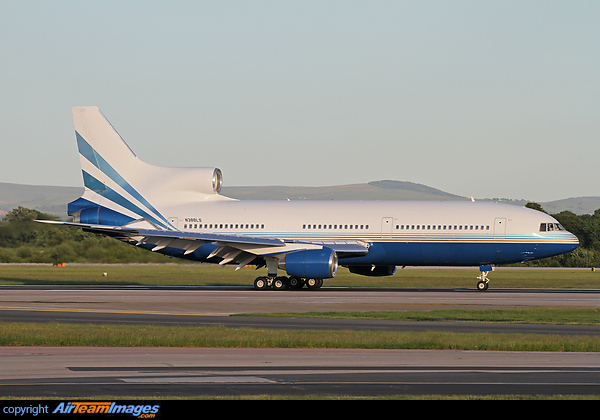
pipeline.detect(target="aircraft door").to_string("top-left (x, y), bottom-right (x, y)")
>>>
top-left (494, 218), bottom-right (506, 239)
top-left (381, 217), bottom-right (393, 238)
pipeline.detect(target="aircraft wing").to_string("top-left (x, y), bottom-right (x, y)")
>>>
top-left (37, 221), bottom-right (369, 268)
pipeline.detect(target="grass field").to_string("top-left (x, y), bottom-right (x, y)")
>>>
top-left (2, 322), bottom-right (600, 352)
top-left (1, 263), bottom-right (599, 289)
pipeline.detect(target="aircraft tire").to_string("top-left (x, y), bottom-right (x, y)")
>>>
top-left (476, 280), bottom-right (489, 291)
top-left (254, 277), bottom-right (269, 290)
top-left (288, 277), bottom-right (304, 289)
top-left (306, 278), bottom-right (323, 290)
top-left (273, 276), bottom-right (288, 290)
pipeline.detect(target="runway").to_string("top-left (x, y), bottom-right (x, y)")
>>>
top-left (2, 286), bottom-right (600, 335)
top-left (2, 346), bottom-right (600, 397)
top-left (1, 285), bottom-right (600, 397)
top-left (2, 285), bottom-right (600, 315)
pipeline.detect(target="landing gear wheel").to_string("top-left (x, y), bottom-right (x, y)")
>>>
top-left (306, 278), bottom-right (323, 290)
top-left (273, 276), bottom-right (288, 290)
top-left (288, 277), bottom-right (304, 289)
top-left (254, 276), bottom-right (269, 290)
top-left (476, 269), bottom-right (491, 291)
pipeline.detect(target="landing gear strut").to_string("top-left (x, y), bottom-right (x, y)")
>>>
top-left (476, 265), bottom-right (494, 291)
top-left (253, 276), bottom-right (323, 290)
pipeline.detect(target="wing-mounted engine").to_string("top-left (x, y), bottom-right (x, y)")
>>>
top-left (282, 248), bottom-right (339, 279)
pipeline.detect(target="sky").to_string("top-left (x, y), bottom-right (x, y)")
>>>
top-left (1, 1), bottom-right (599, 202)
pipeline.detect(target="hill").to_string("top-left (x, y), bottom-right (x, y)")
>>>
top-left (0, 182), bottom-right (82, 217)
top-left (1, 181), bottom-right (598, 217)
top-left (221, 180), bottom-right (465, 201)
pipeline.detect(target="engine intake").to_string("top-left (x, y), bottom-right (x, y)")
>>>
top-left (284, 248), bottom-right (338, 279)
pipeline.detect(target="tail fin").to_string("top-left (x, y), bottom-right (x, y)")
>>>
top-left (68, 106), bottom-right (226, 230)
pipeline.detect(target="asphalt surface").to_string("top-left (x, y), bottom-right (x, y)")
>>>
top-left (1, 285), bottom-right (600, 397)
top-left (2, 347), bottom-right (600, 398)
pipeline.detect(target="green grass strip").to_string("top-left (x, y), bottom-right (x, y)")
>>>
top-left (238, 308), bottom-right (600, 325)
top-left (2, 322), bottom-right (600, 351)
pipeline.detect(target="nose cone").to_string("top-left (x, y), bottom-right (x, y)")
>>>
top-left (536, 231), bottom-right (579, 260)
top-left (566, 232), bottom-right (580, 252)
top-left (554, 231), bottom-right (580, 256)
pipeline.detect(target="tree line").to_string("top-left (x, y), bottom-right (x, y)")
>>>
top-left (0, 205), bottom-right (599, 267)
top-left (525, 203), bottom-right (600, 267)
top-left (0, 207), bottom-right (170, 264)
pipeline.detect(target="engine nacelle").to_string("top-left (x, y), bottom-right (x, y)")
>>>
top-left (148, 166), bottom-right (223, 196)
top-left (348, 265), bottom-right (397, 277)
top-left (284, 248), bottom-right (338, 279)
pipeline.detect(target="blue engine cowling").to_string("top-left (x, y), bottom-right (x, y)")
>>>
top-left (348, 265), bottom-right (397, 277)
top-left (284, 248), bottom-right (338, 279)
top-left (79, 206), bottom-right (134, 226)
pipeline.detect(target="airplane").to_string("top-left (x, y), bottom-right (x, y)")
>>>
top-left (39, 106), bottom-right (579, 291)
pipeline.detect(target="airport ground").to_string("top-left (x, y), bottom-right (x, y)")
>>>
top-left (1, 264), bottom-right (600, 399)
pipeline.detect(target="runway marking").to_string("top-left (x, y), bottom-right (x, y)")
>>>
top-left (0, 306), bottom-right (230, 317)
top-left (119, 376), bottom-right (276, 384)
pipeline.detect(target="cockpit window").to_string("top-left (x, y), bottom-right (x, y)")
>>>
top-left (540, 223), bottom-right (565, 232)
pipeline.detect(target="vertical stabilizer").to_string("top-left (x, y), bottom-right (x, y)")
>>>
top-left (69, 107), bottom-right (227, 230)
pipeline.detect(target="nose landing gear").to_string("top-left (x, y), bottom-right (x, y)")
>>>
top-left (476, 265), bottom-right (494, 291)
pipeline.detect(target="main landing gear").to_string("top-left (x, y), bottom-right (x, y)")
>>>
top-left (254, 276), bottom-right (323, 290)
top-left (476, 265), bottom-right (494, 291)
